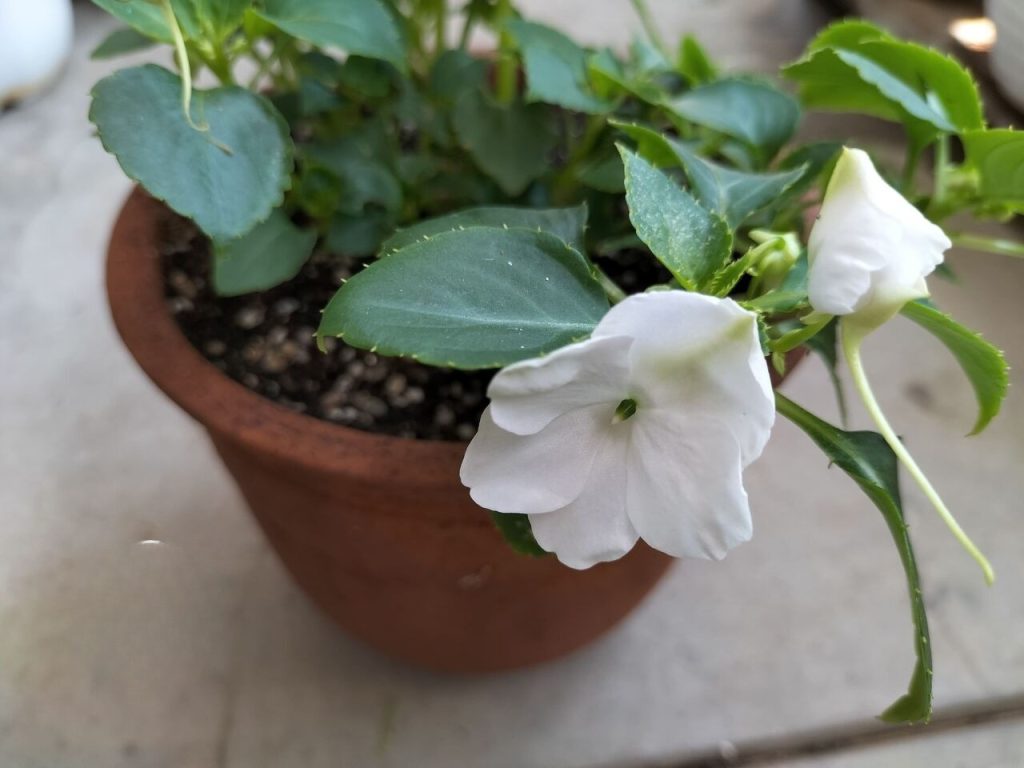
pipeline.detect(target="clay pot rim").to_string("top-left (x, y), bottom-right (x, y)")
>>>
top-left (106, 188), bottom-right (468, 484)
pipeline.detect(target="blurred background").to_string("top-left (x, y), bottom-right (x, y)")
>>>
top-left (2, 1), bottom-right (1024, 766)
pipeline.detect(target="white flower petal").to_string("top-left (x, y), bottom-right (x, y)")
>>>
top-left (461, 404), bottom-right (610, 515)
top-left (808, 147), bottom-right (951, 326)
top-left (488, 335), bottom-right (633, 436)
top-left (625, 411), bottom-right (753, 560)
top-left (593, 291), bottom-right (774, 464)
top-left (529, 428), bottom-right (638, 569)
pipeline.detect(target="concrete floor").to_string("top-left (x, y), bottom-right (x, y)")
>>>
top-left (3, 2), bottom-right (1024, 767)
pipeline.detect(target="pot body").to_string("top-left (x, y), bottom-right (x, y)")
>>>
top-left (989, 0), bottom-right (1024, 112)
top-left (106, 190), bottom-right (676, 672)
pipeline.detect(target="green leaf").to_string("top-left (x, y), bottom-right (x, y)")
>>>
top-left (452, 89), bottom-right (558, 197)
top-left (677, 35), bottom-right (718, 85)
top-left (664, 78), bottom-right (800, 166)
top-left (90, 26), bottom-right (157, 59)
top-left (302, 138), bottom-right (403, 216)
top-left (382, 205), bottom-right (589, 255)
top-left (776, 393), bottom-right (933, 725)
top-left (618, 145), bottom-right (732, 291)
top-left (429, 49), bottom-right (487, 107)
top-left (742, 289), bottom-right (808, 314)
top-left (783, 21), bottom-right (983, 147)
top-left (576, 153), bottom-right (626, 194)
top-left (611, 121), bottom-right (693, 168)
top-left (90, 65), bottom-right (293, 241)
top-left (901, 300), bottom-right (1008, 435)
top-left (318, 227), bottom-right (609, 369)
top-left (91, 0), bottom-right (174, 41)
top-left (256, 0), bottom-right (406, 71)
top-left (326, 210), bottom-right (394, 257)
top-left (506, 20), bottom-right (613, 114)
top-left (669, 141), bottom-right (807, 229)
top-left (91, 0), bottom-right (204, 40)
top-left (491, 513), bottom-right (548, 557)
top-left (212, 209), bottom-right (317, 296)
top-left (962, 129), bottom-right (1024, 210)
top-left (187, 0), bottom-right (250, 39)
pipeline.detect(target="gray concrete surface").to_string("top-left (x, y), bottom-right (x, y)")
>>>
top-left (2, 3), bottom-right (1024, 767)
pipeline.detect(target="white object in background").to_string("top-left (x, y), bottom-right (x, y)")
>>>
top-left (989, 0), bottom-right (1024, 113)
top-left (0, 0), bottom-right (74, 107)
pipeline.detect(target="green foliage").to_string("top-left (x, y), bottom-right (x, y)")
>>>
top-left (664, 78), bottom-right (800, 166)
top-left (506, 20), bottom-right (613, 114)
top-left (677, 35), bottom-right (717, 85)
top-left (776, 393), bottom-right (933, 725)
top-left (619, 146), bottom-right (732, 291)
top-left (382, 205), bottom-right (588, 254)
top-left (91, 26), bottom-right (157, 59)
top-left (90, 0), bottom-right (180, 42)
top-left (962, 130), bottom-right (1024, 211)
top-left (213, 209), bottom-right (317, 296)
top-left (317, 227), bottom-right (609, 369)
top-left (902, 301), bottom-right (1009, 435)
top-left (783, 20), bottom-right (984, 149)
top-left (256, 0), bottom-right (406, 71)
top-left (90, 65), bottom-right (292, 241)
top-left (452, 90), bottom-right (558, 197)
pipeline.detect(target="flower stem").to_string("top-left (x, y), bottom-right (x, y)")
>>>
top-left (842, 325), bottom-right (995, 585)
top-left (951, 232), bottom-right (1024, 259)
top-left (630, 0), bottom-right (670, 59)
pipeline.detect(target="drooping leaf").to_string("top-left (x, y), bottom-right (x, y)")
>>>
top-left (783, 20), bottom-right (984, 148)
top-left (506, 20), bottom-right (613, 114)
top-left (90, 26), bottom-right (157, 59)
top-left (90, 65), bottom-right (293, 241)
top-left (452, 89), bottom-right (558, 197)
top-left (318, 227), bottom-right (609, 369)
top-left (382, 205), bottom-right (589, 255)
top-left (901, 300), bottom-right (1009, 435)
top-left (212, 209), bottom-right (317, 296)
top-left (491, 513), bottom-right (548, 557)
top-left (664, 78), bottom-right (800, 166)
top-left (619, 146), bottom-right (732, 291)
top-left (257, 0), bottom-right (406, 71)
top-left (962, 129), bottom-right (1024, 211)
top-left (775, 393), bottom-right (933, 725)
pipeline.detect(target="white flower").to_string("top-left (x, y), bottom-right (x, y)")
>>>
top-left (808, 147), bottom-right (951, 330)
top-left (460, 291), bottom-right (775, 569)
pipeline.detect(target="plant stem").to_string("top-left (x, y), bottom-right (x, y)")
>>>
top-left (842, 324), bottom-right (995, 585)
top-left (595, 267), bottom-right (627, 304)
top-left (929, 134), bottom-right (952, 220)
top-left (951, 232), bottom-right (1024, 259)
top-left (495, 0), bottom-right (517, 105)
top-left (901, 144), bottom-right (922, 195)
top-left (630, 0), bottom-right (670, 59)
top-left (158, 0), bottom-right (202, 129)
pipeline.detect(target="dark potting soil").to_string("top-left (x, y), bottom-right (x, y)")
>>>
top-left (159, 211), bottom-right (669, 442)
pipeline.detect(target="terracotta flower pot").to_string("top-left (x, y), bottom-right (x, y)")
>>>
top-left (106, 188), bottom-right (800, 673)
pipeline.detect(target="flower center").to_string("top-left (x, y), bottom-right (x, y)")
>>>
top-left (612, 398), bottom-right (638, 424)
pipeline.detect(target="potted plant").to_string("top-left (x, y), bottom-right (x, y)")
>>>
top-left (91, 0), bottom-right (1022, 722)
